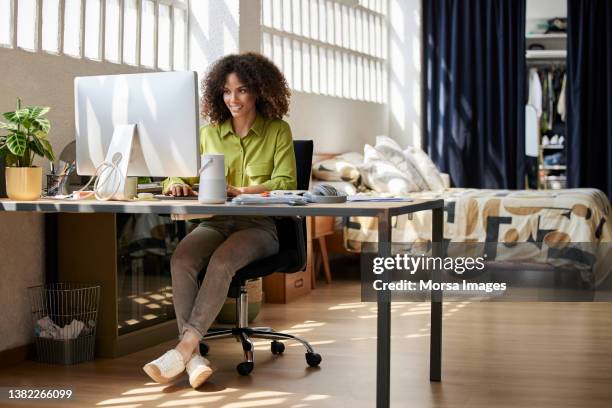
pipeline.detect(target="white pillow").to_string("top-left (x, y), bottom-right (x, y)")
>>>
top-left (312, 156), bottom-right (361, 183)
top-left (337, 151), bottom-right (364, 166)
top-left (360, 145), bottom-right (421, 194)
top-left (373, 136), bottom-right (428, 190)
top-left (403, 146), bottom-right (446, 191)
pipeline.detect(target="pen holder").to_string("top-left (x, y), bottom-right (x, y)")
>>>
top-left (45, 174), bottom-right (68, 197)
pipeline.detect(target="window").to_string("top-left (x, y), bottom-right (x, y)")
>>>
top-left (2, 0), bottom-right (188, 71)
top-left (63, 0), bottom-right (82, 57)
top-left (261, 0), bottom-right (388, 103)
top-left (123, 0), bottom-right (138, 65)
top-left (17, 0), bottom-right (37, 51)
top-left (41, 0), bottom-right (60, 53)
top-left (84, 0), bottom-right (101, 60)
top-left (0, 0), bottom-right (12, 47)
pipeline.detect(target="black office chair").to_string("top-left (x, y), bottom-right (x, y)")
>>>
top-left (198, 140), bottom-right (320, 376)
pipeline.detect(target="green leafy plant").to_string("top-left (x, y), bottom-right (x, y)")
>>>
top-left (0, 98), bottom-right (56, 167)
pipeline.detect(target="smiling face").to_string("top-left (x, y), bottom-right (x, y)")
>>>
top-left (223, 72), bottom-right (257, 119)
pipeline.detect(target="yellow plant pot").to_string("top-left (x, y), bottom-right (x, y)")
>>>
top-left (5, 167), bottom-right (43, 201)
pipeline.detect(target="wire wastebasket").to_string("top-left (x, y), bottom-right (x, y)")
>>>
top-left (28, 283), bottom-right (101, 365)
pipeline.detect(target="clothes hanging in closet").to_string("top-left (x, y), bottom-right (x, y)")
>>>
top-left (557, 74), bottom-right (567, 122)
top-left (528, 68), bottom-right (542, 118)
top-left (527, 66), bottom-right (566, 135)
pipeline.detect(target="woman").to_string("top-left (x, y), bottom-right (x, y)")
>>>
top-left (143, 53), bottom-right (296, 388)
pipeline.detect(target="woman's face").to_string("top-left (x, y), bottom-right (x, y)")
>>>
top-left (223, 72), bottom-right (256, 119)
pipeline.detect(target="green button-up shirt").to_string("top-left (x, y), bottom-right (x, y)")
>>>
top-left (162, 113), bottom-right (297, 194)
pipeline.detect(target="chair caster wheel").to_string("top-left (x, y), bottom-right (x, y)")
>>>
top-left (199, 342), bottom-right (209, 356)
top-left (305, 352), bottom-right (322, 367)
top-left (237, 361), bottom-right (254, 376)
top-left (271, 341), bottom-right (285, 355)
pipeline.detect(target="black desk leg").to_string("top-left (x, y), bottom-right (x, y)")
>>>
top-left (376, 211), bottom-right (391, 408)
top-left (430, 207), bottom-right (444, 381)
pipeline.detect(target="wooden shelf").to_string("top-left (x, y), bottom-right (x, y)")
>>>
top-left (526, 33), bottom-right (567, 39)
top-left (526, 50), bottom-right (567, 60)
top-left (540, 164), bottom-right (567, 171)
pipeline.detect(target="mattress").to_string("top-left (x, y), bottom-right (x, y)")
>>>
top-left (344, 188), bottom-right (612, 285)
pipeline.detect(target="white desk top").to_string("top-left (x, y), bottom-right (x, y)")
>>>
top-left (0, 197), bottom-right (444, 217)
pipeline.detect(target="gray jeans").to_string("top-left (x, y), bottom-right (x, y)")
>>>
top-left (171, 216), bottom-right (279, 340)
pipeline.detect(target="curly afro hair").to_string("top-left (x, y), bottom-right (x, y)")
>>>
top-left (201, 52), bottom-right (291, 125)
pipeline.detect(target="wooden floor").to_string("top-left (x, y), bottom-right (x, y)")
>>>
top-left (1, 280), bottom-right (612, 407)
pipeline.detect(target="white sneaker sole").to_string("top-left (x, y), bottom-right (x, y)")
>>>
top-left (189, 366), bottom-right (214, 389)
top-left (143, 363), bottom-right (175, 384)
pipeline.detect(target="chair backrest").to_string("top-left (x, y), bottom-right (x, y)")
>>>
top-left (273, 140), bottom-right (313, 272)
top-left (293, 140), bottom-right (313, 190)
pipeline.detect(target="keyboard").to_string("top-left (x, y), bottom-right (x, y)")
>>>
top-left (154, 194), bottom-right (199, 201)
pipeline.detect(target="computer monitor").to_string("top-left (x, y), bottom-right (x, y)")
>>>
top-left (74, 71), bottom-right (200, 178)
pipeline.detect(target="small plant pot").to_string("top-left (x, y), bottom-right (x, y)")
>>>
top-left (5, 167), bottom-right (43, 200)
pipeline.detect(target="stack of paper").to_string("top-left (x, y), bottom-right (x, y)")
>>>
top-left (232, 194), bottom-right (306, 205)
top-left (347, 194), bottom-right (413, 202)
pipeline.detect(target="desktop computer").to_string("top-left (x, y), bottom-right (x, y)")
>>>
top-left (74, 71), bottom-right (201, 199)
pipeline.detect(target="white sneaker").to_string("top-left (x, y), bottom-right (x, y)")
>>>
top-left (143, 349), bottom-right (186, 384)
top-left (186, 353), bottom-right (214, 389)
top-left (550, 135), bottom-right (559, 145)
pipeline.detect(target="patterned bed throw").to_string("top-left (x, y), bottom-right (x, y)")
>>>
top-left (344, 188), bottom-right (612, 285)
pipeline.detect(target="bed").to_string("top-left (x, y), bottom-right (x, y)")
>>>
top-left (343, 188), bottom-right (612, 286)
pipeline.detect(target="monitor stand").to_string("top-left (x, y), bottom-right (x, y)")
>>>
top-left (96, 124), bottom-right (139, 200)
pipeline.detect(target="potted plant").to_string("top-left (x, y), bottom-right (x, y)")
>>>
top-left (0, 99), bottom-right (55, 200)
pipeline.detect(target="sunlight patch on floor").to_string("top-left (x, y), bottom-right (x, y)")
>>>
top-left (157, 396), bottom-right (226, 406)
top-left (122, 385), bottom-right (166, 395)
top-left (287, 340), bottom-right (335, 347)
top-left (239, 391), bottom-right (293, 399)
top-left (219, 398), bottom-right (287, 407)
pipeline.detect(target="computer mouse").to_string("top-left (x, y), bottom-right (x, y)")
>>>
top-left (304, 184), bottom-right (347, 203)
top-left (312, 184), bottom-right (341, 196)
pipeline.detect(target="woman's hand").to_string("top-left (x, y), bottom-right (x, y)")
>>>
top-left (168, 183), bottom-right (196, 197)
top-left (227, 185), bottom-right (268, 196)
top-left (226, 185), bottom-right (244, 197)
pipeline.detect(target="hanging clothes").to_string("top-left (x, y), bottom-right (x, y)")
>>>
top-left (557, 73), bottom-right (567, 122)
top-left (534, 67), bottom-right (566, 134)
top-left (528, 68), bottom-right (543, 118)
top-left (540, 70), bottom-right (549, 132)
top-left (547, 71), bottom-right (555, 130)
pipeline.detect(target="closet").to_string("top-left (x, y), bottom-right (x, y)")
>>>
top-left (525, 1), bottom-right (567, 190)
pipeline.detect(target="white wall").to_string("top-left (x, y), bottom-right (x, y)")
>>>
top-left (287, 92), bottom-right (387, 153)
top-left (388, 0), bottom-right (422, 148)
top-left (0, 213), bottom-right (45, 352)
top-left (527, 0), bottom-right (567, 19)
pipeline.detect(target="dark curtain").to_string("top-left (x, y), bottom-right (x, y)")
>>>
top-left (424, 0), bottom-right (525, 189)
top-left (567, 0), bottom-right (612, 200)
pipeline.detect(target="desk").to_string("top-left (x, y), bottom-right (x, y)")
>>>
top-left (0, 198), bottom-right (444, 408)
